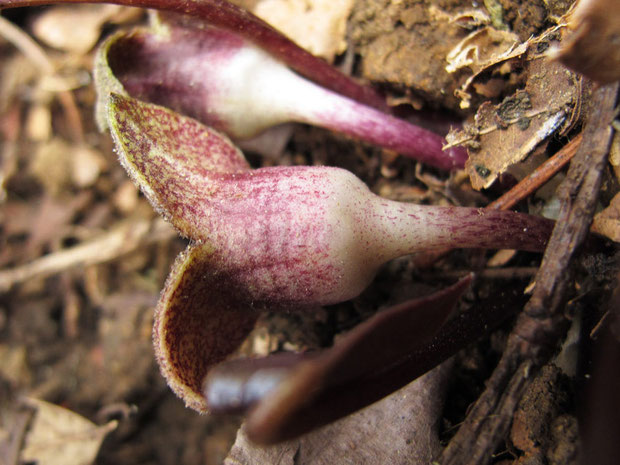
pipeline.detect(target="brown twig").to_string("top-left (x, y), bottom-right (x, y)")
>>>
top-left (487, 133), bottom-right (582, 210)
top-left (0, 217), bottom-right (175, 292)
top-left (0, 404), bottom-right (35, 465)
top-left (438, 82), bottom-right (619, 465)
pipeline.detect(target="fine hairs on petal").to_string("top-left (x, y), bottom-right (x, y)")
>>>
top-left (107, 94), bottom-right (554, 413)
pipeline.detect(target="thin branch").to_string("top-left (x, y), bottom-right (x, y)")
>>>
top-left (487, 133), bottom-right (582, 210)
top-left (438, 82), bottom-right (619, 465)
top-left (0, 217), bottom-right (176, 292)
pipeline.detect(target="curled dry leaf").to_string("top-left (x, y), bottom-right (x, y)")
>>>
top-left (449, 54), bottom-right (580, 190)
top-left (445, 26), bottom-right (527, 110)
top-left (552, 0), bottom-right (620, 83)
top-left (21, 398), bottom-right (117, 465)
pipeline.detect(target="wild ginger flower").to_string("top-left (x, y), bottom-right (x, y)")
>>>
top-left (96, 21), bottom-right (467, 170)
top-left (108, 93), bottom-right (552, 412)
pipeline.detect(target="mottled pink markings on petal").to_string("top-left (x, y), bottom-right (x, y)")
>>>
top-left (111, 94), bottom-right (552, 310)
top-left (109, 93), bottom-right (554, 414)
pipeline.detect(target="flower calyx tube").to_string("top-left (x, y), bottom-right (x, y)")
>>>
top-left (107, 93), bottom-right (553, 415)
top-left (96, 18), bottom-right (467, 170)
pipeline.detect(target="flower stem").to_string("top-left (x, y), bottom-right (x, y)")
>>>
top-left (367, 199), bottom-right (553, 263)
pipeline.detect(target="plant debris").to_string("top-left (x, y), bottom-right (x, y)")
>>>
top-left (448, 51), bottom-right (582, 190)
top-left (21, 398), bottom-right (118, 465)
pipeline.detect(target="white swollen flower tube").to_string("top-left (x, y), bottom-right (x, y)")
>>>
top-left (109, 93), bottom-right (551, 308)
top-left (97, 24), bottom-right (467, 170)
top-left (106, 93), bottom-right (553, 413)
